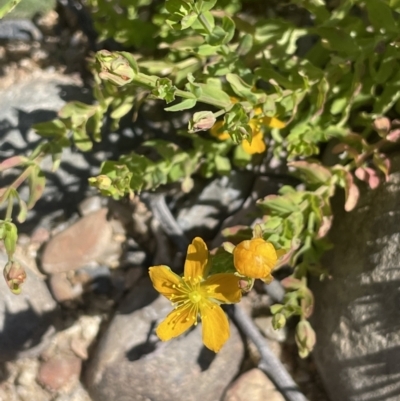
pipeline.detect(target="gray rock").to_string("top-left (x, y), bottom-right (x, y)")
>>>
top-left (0, 70), bottom-right (97, 231)
top-left (0, 19), bottom-right (42, 41)
top-left (254, 316), bottom-right (287, 343)
top-left (0, 249), bottom-right (58, 362)
top-left (49, 273), bottom-right (83, 302)
top-left (311, 151), bottom-right (400, 401)
top-left (176, 170), bottom-right (254, 238)
top-left (86, 278), bottom-right (244, 401)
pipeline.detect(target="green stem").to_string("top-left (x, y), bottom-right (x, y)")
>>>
top-left (132, 72), bottom-right (232, 110)
top-left (352, 138), bottom-right (386, 167)
top-left (299, 276), bottom-right (307, 320)
top-left (11, 166), bottom-right (33, 191)
top-left (5, 196), bottom-right (13, 221)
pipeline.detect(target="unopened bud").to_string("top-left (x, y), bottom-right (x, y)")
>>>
top-left (92, 175), bottom-right (112, 190)
top-left (3, 260), bottom-right (26, 295)
top-left (272, 313), bottom-right (286, 330)
top-left (238, 277), bottom-right (254, 292)
top-left (189, 111), bottom-right (216, 132)
top-left (222, 242), bottom-right (235, 254)
top-left (295, 320), bottom-right (316, 358)
top-left (373, 116), bottom-right (390, 135)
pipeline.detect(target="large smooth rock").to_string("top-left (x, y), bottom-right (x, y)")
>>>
top-left (41, 208), bottom-right (113, 274)
top-left (0, 248), bottom-right (58, 362)
top-left (86, 278), bottom-right (244, 401)
top-left (311, 152), bottom-right (400, 401)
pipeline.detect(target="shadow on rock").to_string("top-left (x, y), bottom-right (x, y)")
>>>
top-left (311, 152), bottom-right (400, 401)
top-left (0, 304), bottom-right (57, 362)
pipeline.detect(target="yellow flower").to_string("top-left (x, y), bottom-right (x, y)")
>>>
top-left (209, 107), bottom-right (285, 155)
top-left (233, 238), bottom-right (280, 281)
top-left (149, 237), bottom-right (242, 352)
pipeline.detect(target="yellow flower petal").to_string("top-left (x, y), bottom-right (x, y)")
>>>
top-left (253, 107), bottom-right (263, 116)
top-left (241, 132), bottom-right (266, 154)
top-left (210, 120), bottom-right (231, 140)
top-left (184, 237), bottom-right (208, 281)
top-left (156, 304), bottom-right (197, 341)
top-left (262, 116), bottom-right (286, 129)
top-left (149, 265), bottom-right (183, 300)
top-left (200, 300), bottom-right (229, 352)
top-left (202, 273), bottom-right (242, 303)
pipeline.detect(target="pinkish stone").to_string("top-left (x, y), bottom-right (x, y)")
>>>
top-left (223, 368), bottom-right (285, 401)
top-left (37, 355), bottom-right (81, 391)
top-left (41, 209), bottom-right (113, 274)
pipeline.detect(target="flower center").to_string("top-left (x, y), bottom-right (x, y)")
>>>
top-left (189, 290), bottom-right (203, 304)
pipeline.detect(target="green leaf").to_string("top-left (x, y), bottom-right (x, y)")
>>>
top-left (198, 78), bottom-right (231, 105)
top-left (181, 12), bottom-right (198, 29)
top-left (258, 195), bottom-right (300, 216)
top-left (152, 78), bottom-right (176, 103)
top-left (59, 101), bottom-right (97, 128)
top-left (209, 249), bottom-right (236, 274)
top-left (215, 155), bottom-right (231, 175)
top-left (226, 73), bottom-right (258, 103)
top-left (192, 10), bottom-right (214, 34)
top-left (288, 161), bottom-right (332, 185)
top-left (0, 0), bottom-right (22, 19)
top-left (33, 119), bottom-right (67, 138)
top-left (270, 304), bottom-right (284, 314)
top-left (256, 67), bottom-right (300, 90)
top-left (365, 0), bottom-right (398, 33)
top-left (206, 16), bottom-right (235, 46)
top-left (164, 98), bottom-right (196, 111)
top-left (165, 0), bottom-right (192, 16)
top-left (17, 197), bottom-right (28, 224)
top-left (73, 128), bottom-right (93, 152)
top-left (290, 0), bottom-right (330, 23)
top-left (233, 143), bottom-right (252, 167)
top-left (330, 97), bottom-right (347, 115)
top-left (143, 140), bottom-right (179, 161)
top-left (117, 51), bottom-right (139, 75)
top-left (313, 27), bottom-right (359, 54)
top-left (237, 33), bottom-right (253, 56)
top-left (4, 221), bottom-right (17, 258)
top-left (333, 167), bottom-right (360, 211)
top-left (110, 96), bottom-right (135, 119)
top-left (0, 156), bottom-right (27, 172)
top-left (197, 0), bottom-right (217, 12)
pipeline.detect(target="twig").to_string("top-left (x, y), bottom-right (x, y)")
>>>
top-left (142, 193), bottom-right (189, 252)
top-left (264, 280), bottom-right (285, 303)
top-left (231, 304), bottom-right (308, 401)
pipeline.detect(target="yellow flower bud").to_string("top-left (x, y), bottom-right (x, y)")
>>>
top-left (233, 238), bottom-right (278, 280)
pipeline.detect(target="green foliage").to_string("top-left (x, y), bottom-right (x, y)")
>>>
top-left (0, 0), bottom-right (56, 19)
top-left (0, 0), bottom-right (22, 18)
top-left (3, 0), bottom-right (400, 355)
